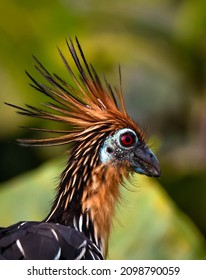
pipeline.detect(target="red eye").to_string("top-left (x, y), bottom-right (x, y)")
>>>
top-left (120, 132), bottom-right (136, 147)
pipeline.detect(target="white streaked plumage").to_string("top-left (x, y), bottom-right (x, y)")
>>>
top-left (78, 215), bottom-right (83, 232)
top-left (16, 239), bottom-right (25, 257)
top-left (53, 247), bottom-right (61, 260)
top-left (51, 228), bottom-right (59, 241)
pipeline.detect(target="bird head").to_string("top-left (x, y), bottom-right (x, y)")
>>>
top-left (8, 37), bottom-right (160, 180)
top-left (100, 128), bottom-right (160, 177)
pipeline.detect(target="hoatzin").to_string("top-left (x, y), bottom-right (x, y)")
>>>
top-left (0, 38), bottom-right (160, 260)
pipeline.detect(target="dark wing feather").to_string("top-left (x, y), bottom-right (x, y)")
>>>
top-left (0, 222), bottom-right (103, 260)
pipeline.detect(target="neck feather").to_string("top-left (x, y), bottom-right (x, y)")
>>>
top-left (45, 146), bottom-right (127, 257)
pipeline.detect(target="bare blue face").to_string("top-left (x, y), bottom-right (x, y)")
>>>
top-left (100, 128), bottom-right (160, 177)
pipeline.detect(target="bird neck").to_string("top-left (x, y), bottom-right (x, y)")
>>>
top-left (45, 150), bottom-right (127, 257)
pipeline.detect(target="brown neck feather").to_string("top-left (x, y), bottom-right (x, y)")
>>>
top-left (45, 147), bottom-right (127, 257)
top-left (81, 164), bottom-right (128, 255)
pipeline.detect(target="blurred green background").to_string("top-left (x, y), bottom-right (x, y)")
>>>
top-left (0, 0), bottom-right (206, 259)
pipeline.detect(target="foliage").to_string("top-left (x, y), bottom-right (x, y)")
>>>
top-left (0, 159), bottom-right (205, 259)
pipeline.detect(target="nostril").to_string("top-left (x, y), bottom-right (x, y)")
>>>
top-left (149, 152), bottom-right (154, 159)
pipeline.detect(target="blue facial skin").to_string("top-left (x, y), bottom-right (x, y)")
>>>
top-left (100, 137), bottom-right (113, 164)
top-left (100, 128), bottom-right (161, 177)
top-left (100, 128), bottom-right (137, 165)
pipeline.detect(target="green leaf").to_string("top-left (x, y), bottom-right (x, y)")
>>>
top-left (109, 176), bottom-right (206, 259)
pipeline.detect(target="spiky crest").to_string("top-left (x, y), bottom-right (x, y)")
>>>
top-left (6, 37), bottom-right (143, 147)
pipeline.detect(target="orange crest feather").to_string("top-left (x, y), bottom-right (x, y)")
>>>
top-left (7, 38), bottom-right (144, 147)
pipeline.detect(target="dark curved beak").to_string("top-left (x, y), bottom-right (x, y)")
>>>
top-left (133, 145), bottom-right (161, 177)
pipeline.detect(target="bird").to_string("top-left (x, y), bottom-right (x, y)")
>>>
top-left (0, 37), bottom-right (160, 260)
